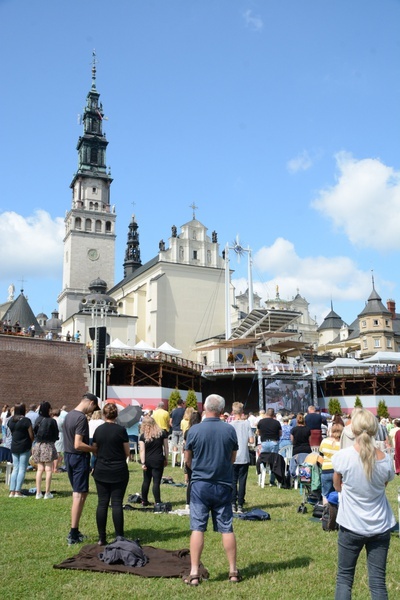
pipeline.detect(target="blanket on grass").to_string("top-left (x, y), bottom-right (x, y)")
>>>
top-left (54, 544), bottom-right (209, 579)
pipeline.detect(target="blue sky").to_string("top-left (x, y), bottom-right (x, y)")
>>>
top-left (1, 0), bottom-right (400, 327)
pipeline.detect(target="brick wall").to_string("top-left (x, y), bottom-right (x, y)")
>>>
top-left (0, 335), bottom-right (90, 410)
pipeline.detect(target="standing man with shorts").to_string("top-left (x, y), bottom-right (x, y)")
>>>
top-left (184, 394), bottom-right (240, 586)
top-left (63, 393), bottom-right (99, 545)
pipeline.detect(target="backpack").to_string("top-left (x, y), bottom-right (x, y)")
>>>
top-left (322, 502), bottom-right (338, 531)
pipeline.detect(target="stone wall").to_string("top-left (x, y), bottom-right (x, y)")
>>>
top-left (0, 335), bottom-right (90, 410)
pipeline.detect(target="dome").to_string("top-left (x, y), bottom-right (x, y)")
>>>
top-left (45, 310), bottom-right (62, 332)
top-left (88, 278), bottom-right (108, 293)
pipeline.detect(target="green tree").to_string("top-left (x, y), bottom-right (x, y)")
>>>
top-left (328, 398), bottom-right (342, 416)
top-left (377, 399), bottom-right (390, 419)
top-left (185, 389), bottom-right (198, 410)
top-left (354, 396), bottom-right (363, 408)
top-left (168, 388), bottom-right (181, 412)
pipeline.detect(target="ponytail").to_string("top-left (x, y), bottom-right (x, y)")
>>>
top-left (351, 409), bottom-right (378, 481)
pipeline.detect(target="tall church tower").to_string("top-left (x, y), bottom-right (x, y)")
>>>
top-left (58, 54), bottom-right (116, 321)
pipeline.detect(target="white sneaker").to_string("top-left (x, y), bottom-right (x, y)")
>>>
top-left (44, 492), bottom-right (53, 499)
top-left (36, 493), bottom-right (44, 500)
top-left (185, 504), bottom-right (190, 511)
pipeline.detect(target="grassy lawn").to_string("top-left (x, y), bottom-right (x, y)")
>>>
top-left (1, 461), bottom-right (399, 600)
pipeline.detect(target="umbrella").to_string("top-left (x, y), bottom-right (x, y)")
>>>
top-left (116, 405), bottom-right (142, 428)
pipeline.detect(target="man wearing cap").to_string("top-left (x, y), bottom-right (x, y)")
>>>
top-left (63, 393), bottom-right (99, 545)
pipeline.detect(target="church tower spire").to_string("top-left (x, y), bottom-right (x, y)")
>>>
top-left (58, 52), bottom-right (116, 322)
top-left (123, 214), bottom-right (142, 277)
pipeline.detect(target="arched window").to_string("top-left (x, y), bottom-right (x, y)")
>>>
top-left (89, 202), bottom-right (93, 210)
top-left (105, 221), bottom-right (112, 233)
top-left (85, 218), bottom-right (92, 232)
top-left (94, 202), bottom-right (99, 210)
top-left (95, 220), bottom-right (102, 233)
top-left (75, 217), bottom-right (82, 230)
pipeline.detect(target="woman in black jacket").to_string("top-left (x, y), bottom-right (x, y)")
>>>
top-left (32, 401), bottom-right (59, 499)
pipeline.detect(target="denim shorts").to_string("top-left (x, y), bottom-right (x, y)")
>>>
top-left (190, 481), bottom-right (233, 533)
top-left (65, 452), bottom-right (90, 493)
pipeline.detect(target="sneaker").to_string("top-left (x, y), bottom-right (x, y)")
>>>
top-left (232, 504), bottom-right (237, 513)
top-left (8, 493), bottom-right (14, 498)
top-left (36, 493), bottom-right (44, 500)
top-left (269, 482), bottom-right (277, 487)
top-left (67, 532), bottom-right (85, 545)
top-left (44, 492), bottom-right (53, 499)
top-left (237, 505), bottom-right (243, 514)
top-left (185, 504), bottom-right (190, 511)
top-left (13, 493), bottom-right (26, 498)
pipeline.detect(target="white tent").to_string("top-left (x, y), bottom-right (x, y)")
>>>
top-left (323, 357), bottom-right (361, 370)
top-left (131, 340), bottom-right (154, 352)
top-left (360, 351), bottom-right (400, 364)
top-left (157, 341), bottom-right (182, 355)
top-left (107, 338), bottom-right (132, 349)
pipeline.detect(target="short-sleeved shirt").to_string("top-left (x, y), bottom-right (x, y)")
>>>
top-left (8, 417), bottom-right (32, 454)
top-left (93, 422), bottom-right (129, 483)
top-left (305, 413), bottom-right (324, 430)
top-left (332, 446), bottom-right (395, 535)
top-left (257, 418), bottom-right (282, 442)
top-left (152, 408), bottom-right (170, 432)
top-left (140, 430), bottom-right (168, 468)
top-left (170, 406), bottom-right (185, 431)
top-left (186, 417), bottom-right (238, 486)
top-left (230, 419), bottom-right (253, 464)
top-left (291, 425), bottom-right (311, 455)
top-left (63, 410), bottom-right (89, 454)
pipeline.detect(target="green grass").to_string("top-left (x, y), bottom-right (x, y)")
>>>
top-left (1, 462), bottom-right (399, 600)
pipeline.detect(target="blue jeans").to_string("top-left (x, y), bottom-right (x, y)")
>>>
top-left (335, 526), bottom-right (391, 600)
top-left (279, 440), bottom-right (292, 457)
top-left (261, 440), bottom-right (279, 483)
top-left (10, 450), bottom-right (31, 492)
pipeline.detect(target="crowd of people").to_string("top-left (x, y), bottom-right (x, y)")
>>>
top-left (1, 398), bottom-right (399, 593)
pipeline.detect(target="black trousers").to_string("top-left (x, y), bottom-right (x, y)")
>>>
top-left (141, 464), bottom-right (164, 504)
top-left (231, 463), bottom-right (250, 506)
top-left (95, 478), bottom-right (128, 541)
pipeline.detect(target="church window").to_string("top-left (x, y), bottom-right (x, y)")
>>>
top-left (193, 250), bottom-right (198, 260)
top-left (363, 339), bottom-right (368, 349)
top-left (385, 319), bottom-right (390, 327)
top-left (105, 221), bottom-right (112, 233)
top-left (75, 217), bottom-right (81, 230)
top-left (85, 218), bottom-right (92, 231)
top-left (94, 202), bottom-right (99, 210)
top-left (374, 338), bottom-right (381, 348)
top-left (373, 319), bottom-right (379, 327)
top-left (361, 320), bottom-right (366, 328)
top-left (92, 187), bottom-right (97, 194)
top-left (387, 338), bottom-right (392, 348)
top-left (89, 202), bottom-right (93, 210)
top-left (90, 148), bottom-right (98, 163)
top-left (95, 220), bottom-right (102, 232)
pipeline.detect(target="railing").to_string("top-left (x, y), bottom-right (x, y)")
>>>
top-left (202, 361), bottom-right (312, 377)
top-left (106, 349), bottom-right (203, 373)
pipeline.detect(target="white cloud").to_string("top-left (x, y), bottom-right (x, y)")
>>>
top-left (243, 9), bottom-right (263, 31)
top-left (0, 210), bottom-right (64, 281)
top-left (312, 152), bottom-right (400, 250)
top-left (232, 237), bottom-right (376, 324)
top-left (287, 150), bottom-right (313, 174)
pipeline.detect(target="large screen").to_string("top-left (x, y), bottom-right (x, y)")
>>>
top-left (264, 379), bottom-right (312, 413)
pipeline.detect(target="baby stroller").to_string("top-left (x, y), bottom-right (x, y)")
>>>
top-left (295, 455), bottom-right (321, 514)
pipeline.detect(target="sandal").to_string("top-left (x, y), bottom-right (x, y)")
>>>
top-left (228, 570), bottom-right (242, 583)
top-left (183, 574), bottom-right (201, 586)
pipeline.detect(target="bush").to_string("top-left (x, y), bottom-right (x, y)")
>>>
top-left (328, 398), bottom-right (342, 416)
top-left (168, 388), bottom-right (181, 412)
top-left (185, 389), bottom-right (198, 410)
top-left (377, 399), bottom-right (390, 419)
top-left (354, 396), bottom-right (363, 408)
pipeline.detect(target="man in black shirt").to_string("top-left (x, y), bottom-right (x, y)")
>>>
top-left (64, 393), bottom-right (99, 545)
top-left (257, 408), bottom-right (282, 486)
